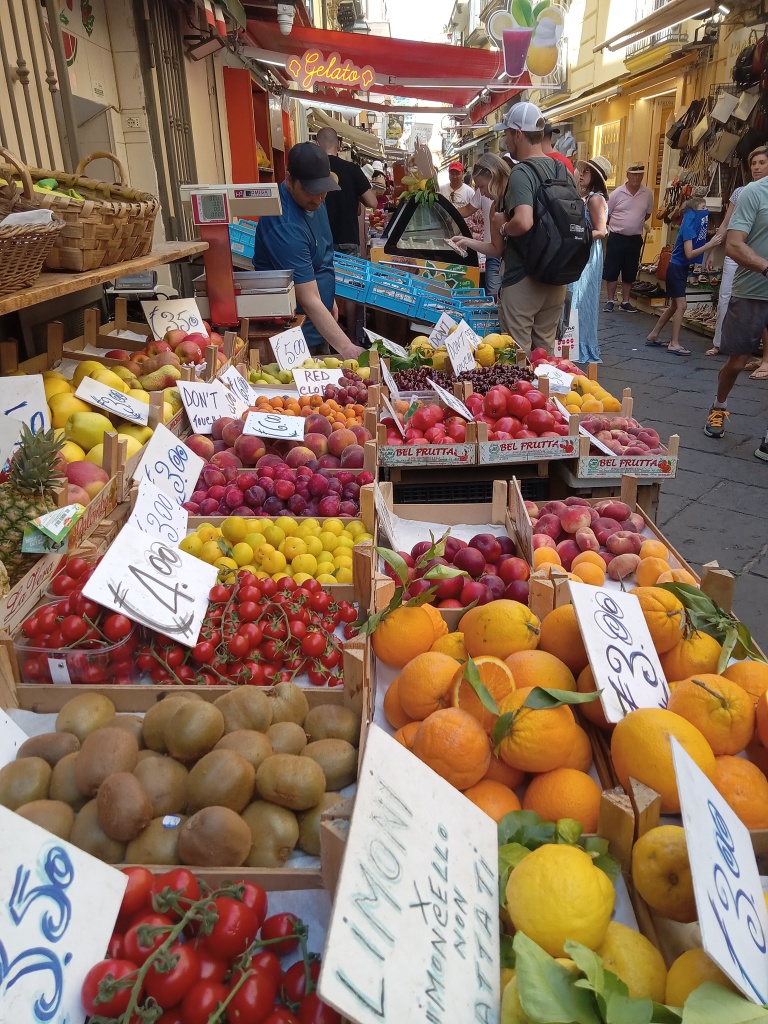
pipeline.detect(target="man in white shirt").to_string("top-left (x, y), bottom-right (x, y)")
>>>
top-left (603, 163), bottom-right (654, 312)
top-left (439, 161), bottom-right (475, 208)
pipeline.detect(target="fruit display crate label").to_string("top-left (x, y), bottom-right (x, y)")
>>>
top-left (140, 298), bottom-right (208, 340)
top-left (377, 442), bottom-right (477, 467)
top-left (74, 376), bottom-right (150, 426)
top-left (673, 739), bottom-right (768, 1003)
top-left (134, 423), bottom-right (205, 506)
top-left (292, 368), bottom-right (344, 396)
top-left (576, 452), bottom-right (678, 479)
top-left (128, 478), bottom-right (189, 545)
top-left (533, 364), bottom-right (574, 395)
top-left (478, 436), bottom-right (578, 465)
top-left (178, 380), bottom-right (243, 434)
top-left (68, 475), bottom-right (120, 549)
top-left (0, 553), bottom-right (66, 634)
top-left (270, 325), bottom-right (311, 371)
top-left (0, 805), bottom-right (128, 1024)
top-left (319, 724), bottom-right (499, 1024)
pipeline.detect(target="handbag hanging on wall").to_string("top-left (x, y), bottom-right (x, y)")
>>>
top-left (657, 246), bottom-right (672, 282)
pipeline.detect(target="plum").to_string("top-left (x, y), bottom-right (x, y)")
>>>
top-left (469, 533), bottom-right (503, 564)
top-left (454, 547), bottom-right (487, 578)
top-left (556, 539), bottom-right (580, 571)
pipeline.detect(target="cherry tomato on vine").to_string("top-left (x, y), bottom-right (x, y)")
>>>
top-left (145, 944), bottom-right (199, 1008)
top-left (288, 620), bottom-right (308, 642)
top-left (226, 968), bottom-right (278, 1024)
top-left (206, 897), bottom-right (259, 959)
top-left (107, 933), bottom-right (126, 959)
top-left (165, 647), bottom-right (185, 669)
top-left (209, 584), bottom-right (232, 604)
top-left (320, 648), bottom-right (340, 670)
top-left (244, 662), bottom-right (266, 686)
top-left (176, 665), bottom-right (196, 685)
top-left (278, 577), bottom-right (298, 593)
top-left (152, 868), bottom-right (200, 911)
top-left (250, 949), bottom-right (282, 989)
top-left (180, 981), bottom-right (229, 1024)
top-left (81, 959), bottom-right (140, 1016)
top-left (301, 633), bottom-right (325, 658)
top-left (260, 913), bottom-right (300, 956)
top-left (120, 867), bottom-right (154, 918)
top-left (264, 1011), bottom-right (300, 1024)
top-left (338, 603), bottom-right (358, 623)
top-left (157, 1011), bottom-right (185, 1024)
top-left (195, 950), bottom-right (229, 983)
top-left (263, 620), bottom-right (288, 642)
top-left (228, 634), bottom-right (250, 660)
top-left (193, 640), bottom-right (215, 664)
top-left (123, 913), bottom-right (174, 964)
top-left (282, 960), bottom-right (321, 1004)
top-left (238, 601), bottom-right (261, 622)
top-left (103, 613), bottom-right (133, 642)
top-left (309, 593), bottom-right (331, 614)
top-left (50, 573), bottom-right (76, 596)
top-left (298, 992), bottom-right (341, 1024)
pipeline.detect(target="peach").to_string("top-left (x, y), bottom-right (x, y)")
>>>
top-left (535, 514), bottom-right (562, 540)
top-left (327, 428), bottom-right (357, 458)
top-left (303, 433), bottom-right (329, 458)
top-left (185, 434), bottom-right (215, 460)
top-left (627, 513), bottom-right (645, 532)
top-left (607, 553), bottom-right (641, 582)
top-left (560, 507), bottom-right (592, 534)
top-left (285, 446), bottom-right (316, 468)
top-left (317, 454), bottom-right (340, 469)
top-left (593, 517), bottom-right (622, 545)
top-left (556, 539), bottom-right (580, 571)
top-left (524, 500), bottom-right (540, 518)
top-left (68, 484), bottom-right (91, 506)
top-left (340, 444), bottom-right (365, 468)
top-left (541, 500), bottom-right (568, 517)
top-left (533, 534), bottom-right (557, 550)
top-left (210, 450), bottom-right (242, 470)
top-left (221, 419), bottom-right (245, 447)
top-left (575, 528), bottom-right (599, 553)
top-left (304, 413), bottom-right (332, 438)
top-left (348, 424), bottom-right (372, 445)
top-left (233, 433), bottom-right (266, 466)
top-left (606, 531), bottom-right (643, 556)
top-left (564, 496), bottom-right (591, 507)
top-left (212, 417), bottom-right (234, 441)
top-left (602, 501), bottom-right (631, 522)
top-left (66, 462), bottom-right (109, 500)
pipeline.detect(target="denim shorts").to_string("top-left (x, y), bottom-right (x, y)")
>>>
top-left (665, 262), bottom-right (688, 299)
top-left (484, 256), bottom-right (501, 297)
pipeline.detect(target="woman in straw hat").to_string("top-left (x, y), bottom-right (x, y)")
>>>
top-left (570, 156), bottom-right (612, 363)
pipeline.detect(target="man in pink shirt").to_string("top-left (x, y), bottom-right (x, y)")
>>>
top-left (603, 163), bottom-right (654, 312)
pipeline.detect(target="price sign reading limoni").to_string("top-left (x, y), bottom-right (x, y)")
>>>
top-left (83, 523), bottom-right (217, 647)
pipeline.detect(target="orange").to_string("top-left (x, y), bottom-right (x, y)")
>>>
top-left (571, 562), bottom-right (606, 586)
top-left (522, 768), bottom-right (601, 833)
top-left (431, 631), bottom-right (468, 662)
top-left (631, 825), bottom-right (696, 923)
top-left (534, 548), bottom-right (561, 568)
top-left (459, 600), bottom-right (540, 660)
top-left (422, 601), bottom-right (448, 640)
top-left (576, 665), bottom-right (612, 730)
top-left (482, 752), bottom-right (525, 790)
top-left (757, 691), bottom-right (768, 747)
top-left (464, 779), bottom-right (522, 822)
top-left (383, 677), bottom-right (413, 730)
top-left (538, 605), bottom-right (589, 676)
top-left (711, 755), bottom-right (768, 829)
top-left (397, 652), bottom-right (460, 720)
top-left (746, 737), bottom-right (768, 776)
top-left (394, 721), bottom-right (420, 750)
top-left (450, 656), bottom-right (516, 733)
top-left (723, 660), bottom-right (768, 705)
top-left (610, 708), bottom-right (716, 813)
top-left (660, 632), bottom-right (722, 682)
top-left (635, 558), bottom-right (671, 587)
top-left (496, 686), bottom-right (577, 773)
top-left (629, 587), bottom-right (686, 654)
top-left (572, 550), bottom-right (607, 571)
top-left (562, 723), bottom-right (593, 771)
top-left (667, 674), bottom-right (755, 756)
top-left (656, 568), bottom-right (699, 586)
top-left (372, 604), bottom-right (436, 668)
top-left (411, 707), bottom-right (491, 790)
top-left (640, 539), bottom-right (669, 560)
top-left (504, 649), bottom-right (576, 692)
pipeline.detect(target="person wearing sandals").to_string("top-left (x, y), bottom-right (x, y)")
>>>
top-left (570, 156), bottom-right (610, 363)
top-left (646, 195), bottom-right (722, 356)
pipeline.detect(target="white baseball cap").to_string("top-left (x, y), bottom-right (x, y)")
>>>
top-left (493, 102), bottom-right (546, 133)
top-left (371, 160), bottom-right (385, 171)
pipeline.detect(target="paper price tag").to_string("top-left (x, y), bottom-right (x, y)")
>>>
top-left (534, 364), bottom-right (574, 395)
top-left (244, 411), bottom-right (305, 441)
top-left (568, 582), bottom-right (669, 724)
top-left (364, 328), bottom-right (408, 358)
top-left (319, 726), bottom-right (500, 1024)
top-left (83, 523), bottom-right (216, 647)
top-left (427, 312), bottom-right (457, 348)
top-left (0, 804), bottom-right (127, 1024)
top-left (374, 484), bottom-right (400, 548)
top-left (0, 708), bottom-right (29, 768)
top-left (75, 376), bottom-right (150, 425)
top-left (133, 424), bottom-right (204, 506)
top-left (270, 326), bottom-right (311, 371)
top-left (178, 380), bottom-right (240, 434)
top-left (672, 739), bottom-right (768, 1004)
top-left (141, 298), bottom-right (208, 340)
top-left (381, 392), bottom-right (405, 438)
top-left (219, 365), bottom-right (259, 407)
top-left (292, 368), bottom-right (344, 396)
top-left (0, 374), bottom-right (50, 436)
top-left (427, 378), bottom-right (472, 420)
top-left (48, 656), bottom-right (72, 685)
top-left (379, 359), bottom-right (400, 401)
top-left (445, 320), bottom-right (477, 375)
top-left (128, 478), bottom-right (189, 545)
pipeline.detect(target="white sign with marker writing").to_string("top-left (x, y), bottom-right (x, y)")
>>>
top-left (427, 378), bottom-right (472, 420)
top-left (0, 416), bottom-right (23, 470)
top-left (75, 376), bottom-right (150, 425)
top-left (534, 363), bottom-right (574, 395)
top-left (83, 523), bottom-right (216, 647)
top-left (319, 725), bottom-right (499, 1024)
top-left (292, 368), bottom-right (344, 396)
top-left (141, 298), bottom-right (209, 341)
top-left (374, 485), bottom-right (400, 549)
top-left (381, 392), bottom-right (405, 438)
top-left (427, 312), bottom-right (457, 348)
top-left (0, 708), bottom-right (29, 768)
top-left (219, 365), bottom-right (259, 407)
top-left (128, 478), bottom-right (189, 545)
top-left (0, 374), bottom-right (50, 434)
top-left (133, 424), bottom-right (204, 506)
top-left (364, 328), bottom-right (408, 359)
top-left (244, 411), bottom-right (305, 441)
top-left (178, 379), bottom-right (240, 434)
top-left (568, 582), bottom-right (669, 724)
top-left (270, 326), bottom-right (311, 371)
top-left (379, 359), bottom-right (400, 401)
top-left (0, 805), bottom-right (127, 1024)
top-left (673, 739), bottom-right (768, 1004)
top-left (445, 321), bottom-right (477, 375)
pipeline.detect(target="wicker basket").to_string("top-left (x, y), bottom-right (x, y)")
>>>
top-left (0, 149), bottom-right (64, 296)
top-left (0, 149), bottom-right (159, 273)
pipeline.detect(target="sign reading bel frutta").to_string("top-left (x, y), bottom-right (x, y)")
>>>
top-left (319, 725), bottom-right (499, 1024)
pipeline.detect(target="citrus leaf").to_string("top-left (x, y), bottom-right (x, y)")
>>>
top-left (651, 1005), bottom-right (683, 1023)
top-left (605, 987), bottom-right (653, 1024)
top-left (736, 621), bottom-right (768, 663)
top-left (405, 585), bottom-right (440, 607)
top-left (556, 817), bottom-right (583, 845)
top-left (717, 623), bottom-right (739, 674)
top-left (217, 537), bottom-right (234, 557)
top-left (492, 710), bottom-right (516, 751)
top-left (376, 546), bottom-right (409, 588)
top-left (681, 983), bottom-right (768, 1023)
top-left (500, 932), bottom-right (516, 968)
top-left (498, 841), bottom-right (531, 901)
top-left (565, 941), bottom-right (605, 997)
top-left (497, 809), bottom-right (556, 847)
top-left (514, 932), bottom-right (602, 1024)
top-left (463, 656), bottom-right (500, 716)
top-left (523, 686), bottom-right (602, 710)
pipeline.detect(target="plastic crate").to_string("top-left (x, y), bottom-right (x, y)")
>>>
top-left (228, 219), bottom-right (258, 259)
top-left (391, 476), bottom-right (549, 504)
top-left (335, 263), bottom-right (371, 302)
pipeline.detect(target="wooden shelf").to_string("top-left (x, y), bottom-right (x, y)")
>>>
top-left (0, 240), bottom-right (208, 316)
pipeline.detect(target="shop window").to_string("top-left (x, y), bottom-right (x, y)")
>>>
top-left (593, 121), bottom-right (622, 189)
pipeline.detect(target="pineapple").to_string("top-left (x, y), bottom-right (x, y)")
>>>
top-left (0, 425), bottom-right (65, 586)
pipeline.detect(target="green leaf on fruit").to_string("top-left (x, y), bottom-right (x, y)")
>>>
top-left (492, 710), bottom-right (516, 752)
top-left (423, 564), bottom-right (467, 580)
top-left (405, 585), bottom-right (440, 607)
top-left (498, 842), bottom-right (531, 900)
top-left (681, 983), bottom-right (768, 1023)
top-left (376, 546), bottom-right (410, 588)
top-left (463, 656), bottom-right (500, 715)
top-left (651, 1005), bottom-right (683, 1023)
top-left (533, 0), bottom-right (551, 17)
top-left (522, 686), bottom-right (603, 710)
top-left (512, 0), bottom-right (534, 26)
top-left (556, 817), bottom-right (583, 845)
top-left (498, 809), bottom-right (556, 847)
top-left (514, 932), bottom-right (602, 1024)
top-left (500, 932), bottom-right (516, 968)
top-left (216, 537), bottom-right (234, 557)
top-left (582, 836), bottom-right (621, 882)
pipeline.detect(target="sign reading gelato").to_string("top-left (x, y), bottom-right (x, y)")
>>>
top-left (287, 49), bottom-right (375, 91)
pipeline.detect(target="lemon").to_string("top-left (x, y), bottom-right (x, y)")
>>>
top-left (44, 378), bottom-right (71, 401)
top-left (596, 922), bottom-right (667, 1002)
top-left (355, 532), bottom-right (373, 544)
top-left (501, 977), bottom-right (528, 1024)
top-left (487, 8), bottom-right (514, 44)
top-left (179, 534), bottom-right (203, 557)
top-left (197, 525), bottom-right (220, 543)
top-left (335, 567), bottom-right (353, 584)
top-left (49, 394), bottom-right (91, 430)
top-left (505, 845), bottom-right (614, 957)
top-left (665, 948), bottom-right (737, 1006)
top-left (43, 370), bottom-right (68, 382)
top-left (221, 516), bottom-right (248, 544)
top-left (128, 389), bottom-right (151, 405)
top-left (61, 440), bottom-right (86, 463)
top-left (292, 553), bottom-right (318, 576)
top-left (72, 360), bottom-right (107, 386)
top-left (276, 516), bottom-right (299, 536)
top-left (475, 344), bottom-right (495, 367)
top-left (201, 540), bottom-right (222, 564)
top-left (525, 44), bottom-right (559, 77)
top-left (232, 543), bottom-right (254, 567)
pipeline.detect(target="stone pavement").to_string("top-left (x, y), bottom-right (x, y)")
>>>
top-left (594, 308), bottom-right (768, 648)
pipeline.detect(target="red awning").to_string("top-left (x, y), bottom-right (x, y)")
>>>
top-left (245, 23), bottom-right (506, 107)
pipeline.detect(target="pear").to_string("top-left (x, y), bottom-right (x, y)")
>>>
top-left (128, 389), bottom-right (151, 405)
top-left (139, 366), bottom-right (182, 391)
top-left (164, 388), bottom-right (182, 411)
top-left (323, 357), bottom-right (341, 369)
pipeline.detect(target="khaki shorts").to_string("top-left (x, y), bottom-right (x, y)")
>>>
top-left (498, 276), bottom-right (567, 355)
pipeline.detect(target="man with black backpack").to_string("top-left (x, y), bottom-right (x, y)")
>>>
top-left (493, 103), bottom-right (591, 354)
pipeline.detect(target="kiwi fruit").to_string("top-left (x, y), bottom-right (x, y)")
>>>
top-left (177, 806), bottom-right (251, 866)
top-left (164, 702), bottom-right (224, 761)
top-left (267, 721), bottom-right (307, 755)
top-left (142, 695), bottom-right (197, 752)
top-left (69, 799), bottom-right (126, 863)
top-left (16, 799), bottom-right (75, 841)
top-left (214, 688), bottom-right (272, 733)
top-left (50, 752), bottom-right (86, 811)
top-left (17, 731), bottom-right (80, 766)
top-left (297, 792), bottom-right (345, 856)
top-left (56, 693), bottom-right (115, 742)
top-left (75, 727), bottom-right (139, 797)
top-left (126, 815), bottom-right (187, 865)
top-left (136, 749), bottom-right (164, 764)
top-left (255, 754), bottom-right (325, 811)
top-left (134, 756), bottom-right (188, 817)
top-left (269, 682), bottom-right (308, 725)
top-left (301, 739), bottom-right (357, 791)
top-left (214, 730), bottom-right (273, 771)
top-left (303, 705), bottom-right (361, 746)
top-left (97, 773), bottom-right (153, 841)
top-left (0, 757), bottom-right (52, 810)
top-left (111, 715), bottom-right (145, 748)
top-left (242, 801), bottom-right (299, 867)
top-left (187, 750), bottom-right (255, 813)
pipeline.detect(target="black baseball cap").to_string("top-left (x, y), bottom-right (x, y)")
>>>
top-left (543, 122), bottom-right (561, 136)
top-left (287, 142), bottom-right (341, 194)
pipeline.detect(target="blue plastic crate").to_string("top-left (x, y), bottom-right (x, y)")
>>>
top-left (229, 219), bottom-right (258, 259)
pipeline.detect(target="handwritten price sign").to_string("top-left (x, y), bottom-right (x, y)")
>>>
top-left (83, 523), bottom-right (216, 647)
top-left (75, 377), bottom-right (150, 425)
top-left (269, 326), bottom-right (311, 371)
top-left (244, 411), bottom-right (305, 441)
top-left (381, 392), bottom-right (405, 438)
top-left (0, 375), bottom-right (50, 439)
top-left (427, 312), bottom-right (456, 348)
top-left (0, 806), bottom-right (127, 1024)
top-left (379, 359), bottom-right (400, 401)
top-left (427, 378), bottom-right (472, 420)
top-left (445, 322), bottom-right (476, 375)
top-left (141, 298), bottom-right (208, 341)
top-left (534, 364), bottom-right (574, 396)
top-left (128, 478), bottom-right (189, 545)
top-left (219, 365), bottom-right (258, 407)
top-left (178, 380), bottom-right (242, 434)
top-left (133, 424), bottom-right (204, 506)
top-left (292, 368), bottom-right (344, 396)
top-left (672, 739), bottom-right (768, 1004)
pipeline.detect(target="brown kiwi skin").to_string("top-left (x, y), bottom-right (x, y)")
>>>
top-left (74, 728), bottom-right (139, 797)
top-left (214, 730), bottom-right (273, 772)
top-left (16, 799), bottom-right (76, 840)
top-left (50, 752), bottom-right (87, 811)
top-left (303, 705), bottom-right (361, 746)
top-left (142, 695), bottom-right (200, 753)
top-left (164, 702), bottom-right (225, 761)
top-left (0, 757), bottom-right (52, 810)
top-left (254, 754), bottom-right (325, 811)
top-left (297, 792), bottom-right (345, 856)
top-left (126, 815), bottom-right (188, 865)
top-left (267, 721), bottom-right (307, 755)
top-left (241, 801), bottom-right (299, 867)
top-left (55, 692), bottom-right (115, 742)
top-left (17, 732), bottom-right (80, 766)
top-left (301, 739), bottom-right (357, 791)
top-left (97, 772), bottom-right (153, 842)
top-left (268, 682), bottom-right (309, 725)
top-left (69, 799), bottom-right (126, 863)
top-left (177, 807), bottom-right (251, 867)
top-left (110, 715), bottom-right (146, 748)
top-left (214, 689), bottom-right (273, 733)
top-left (134, 756), bottom-right (189, 817)
top-left (186, 750), bottom-right (255, 814)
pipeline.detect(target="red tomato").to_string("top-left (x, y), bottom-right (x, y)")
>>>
top-left (260, 913), bottom-right (300, 956)
top-left (81, 959), bottom-right (139, 1016)
top-left (227, 968), bottom-right (278, 1024)
top-left (298, 992), bottom-right (341, 1024)
top-left (103, 613), bottom-right (133, 642)
top-left (207, 897), bottom-right (259, 960)
top-left (157, 1012), bottom-right (185, 1024)
top-left (66, 556), bottom-right (90, 579)
top-left (238, 601), bottom-right (261, 623)
top-left (195, 949), bottom-right (229, 984)
top-left (250, 950), bottom-right (282, 989)
top-left (209, 584), bottom-right (233, 604)
top-left (264, 1011), bottom-right (300, 1024)
top-left (123, 913), bottom-right (174, 964)
top-left (120, 866), bottom-right (154, 917)
top-left (193, 640), bottom-right (215, 664)
top-left (302, 578), bottom-right (321, 593)
top-left (236, 882), bottom-right (268, 928)
top-left (50, 573), bottom-right (76, 596)
top-left (145, 944), bottom-right (199, 1008)
top-left (181, 981), bottom-right (229, 1024)
top-left (301, 633), bottom-right (325, 658)
top-left (228, 634), bottom-right (251, 660)
top-left (309, 593), bottom-right (331, 614)
top-left (153, 868), bottom-right (201, 916)
top-left (282, 960), bottom-right (321, 1003)
top-left (107, 933), bottom-right (126, 959)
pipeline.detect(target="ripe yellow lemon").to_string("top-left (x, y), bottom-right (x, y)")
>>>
top-left (596, 921), bottom-right (667, 1002)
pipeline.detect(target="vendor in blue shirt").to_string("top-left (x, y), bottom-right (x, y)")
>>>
top-left (252, 142), bottom-right (362, 359)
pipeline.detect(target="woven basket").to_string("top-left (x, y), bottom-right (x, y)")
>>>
top-left (0, 149), bottom-right (159, 273)
top-left (0, 149), bottom-right (64, 295)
